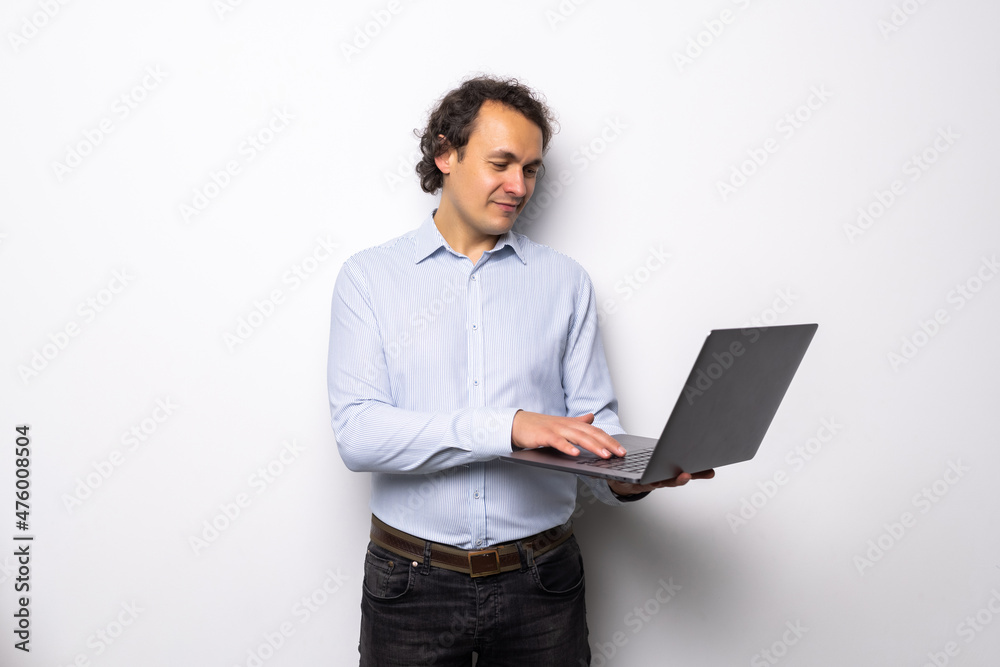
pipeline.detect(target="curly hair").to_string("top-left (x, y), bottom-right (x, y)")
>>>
top-left (414, 75), bottom-right (557, 194)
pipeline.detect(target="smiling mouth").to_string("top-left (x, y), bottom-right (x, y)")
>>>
top-left (493, 201), bottom-right (519, 212)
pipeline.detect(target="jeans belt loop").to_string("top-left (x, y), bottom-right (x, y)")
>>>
top-left (421, 539), bottom-right (433, 575)
top-left (514, 540), bottom-right (529, 573)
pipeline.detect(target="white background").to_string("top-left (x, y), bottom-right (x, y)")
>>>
top-left (2, 0), bottom-right (999, 665)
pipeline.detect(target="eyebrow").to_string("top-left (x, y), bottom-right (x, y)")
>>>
top-left (487, 150), bottom-right (544, 167)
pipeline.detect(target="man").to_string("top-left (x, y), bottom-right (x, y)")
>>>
top-left (328, 75), bottom-right (712, 666)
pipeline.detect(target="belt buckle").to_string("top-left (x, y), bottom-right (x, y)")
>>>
top-left (468, 548), bottom-right (501, 577)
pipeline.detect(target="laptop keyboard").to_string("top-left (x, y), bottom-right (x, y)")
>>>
top-left (576, 448), bottom-right (653, 473)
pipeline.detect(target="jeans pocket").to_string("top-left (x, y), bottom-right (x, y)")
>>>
top-left (530, 536), bottom-right (585, 596)
top-left (363, 543), bottom-right (415, 601)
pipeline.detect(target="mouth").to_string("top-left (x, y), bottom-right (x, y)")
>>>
top-left (493, 201), bottom-right (520, 213)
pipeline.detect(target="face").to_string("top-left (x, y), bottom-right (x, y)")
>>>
top-left (435, 100), bottom-right (544, 239)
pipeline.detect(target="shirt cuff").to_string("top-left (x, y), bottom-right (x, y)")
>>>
top-left (471, 407), bottom-right (520, 459)
top-left (610, 486), bottom-right (651, 503)
top-left (579, 475), bottom-right (635, 507)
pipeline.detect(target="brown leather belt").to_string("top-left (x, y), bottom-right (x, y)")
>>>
top-left (370, 514), bottom-right (573, 578)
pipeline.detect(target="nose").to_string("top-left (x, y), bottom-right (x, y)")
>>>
top-left (504, 168), bottom-right (527, 199)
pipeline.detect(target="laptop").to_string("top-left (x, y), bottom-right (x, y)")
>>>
top-left (504, 324), bottom-right (818, 484)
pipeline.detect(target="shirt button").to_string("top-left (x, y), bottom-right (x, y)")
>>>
top-left (474, 491), bottom-right (480, 499)
top-left (472, 324), bottom-right (478, 330)
top-left (476, 539), bottom-right (483, 547)
top-left (471, 275), bottom-right (477, 281)
top-left (473, 379), bottom-right (479, 386)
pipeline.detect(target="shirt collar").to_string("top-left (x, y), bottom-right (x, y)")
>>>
top-left (414, 211), bottom-right (527, 265)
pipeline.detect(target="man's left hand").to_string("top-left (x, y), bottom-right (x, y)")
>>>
top-left (608, 469), bottom-right (715, 497)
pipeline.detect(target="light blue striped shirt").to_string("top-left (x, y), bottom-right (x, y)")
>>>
top-left (327, 211), bottom-right (629, 550)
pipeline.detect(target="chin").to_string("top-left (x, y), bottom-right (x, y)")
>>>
top-left (483, 217), bottom-right (515, 234)
top-left (495, 220), bottom-right (517, 235)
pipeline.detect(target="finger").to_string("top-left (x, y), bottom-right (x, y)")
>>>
top-left (662, 471), bottom-right (711, 485)
top-left (571, 431), bottom-right (624, 457)
top-left (571, 436), bottom-right (621, 458)
top-left (575, 422), bottom-right (627, 457)
top-left (556, 431), bottom-right (585, 456)
top-left (607, 436), bottom-right (627, 457)
top-left (552, 432), bottom-right (611, 458)
top-left (544, 438), bottom-right (581, 456)
top-left (657, 473), bottom-right (691, 487)
top-left (559, 423), bottom-right (621, 458)
top-left (565, 436), bottom-right (611, 458)
top-left (565, 415), bottom-right (625, 455)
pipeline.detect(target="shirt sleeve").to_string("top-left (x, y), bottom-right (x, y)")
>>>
top-left (578, 476), bottom-right (651, 507)
top-left (327, 259), bottom-right (518, 473)
top-left (562, 268), bottom-right (644, 506)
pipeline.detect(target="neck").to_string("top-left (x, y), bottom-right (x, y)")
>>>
top-left (433, 204), bottom-right (500, 265)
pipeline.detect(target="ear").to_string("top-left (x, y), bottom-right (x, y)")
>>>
top-left (433, 135), bottom-right (455, 175)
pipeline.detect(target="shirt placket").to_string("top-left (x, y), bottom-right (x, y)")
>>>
top-left (468, 265), bottom-right (488, 548)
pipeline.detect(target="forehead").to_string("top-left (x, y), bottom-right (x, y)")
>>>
top-left (466, 101), bottom-right (543, 156)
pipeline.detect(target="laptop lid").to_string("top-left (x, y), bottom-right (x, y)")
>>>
top-left (504, 323), bottom-right (818, 484)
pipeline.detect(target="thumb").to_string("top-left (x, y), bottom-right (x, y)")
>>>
top-left (572, 412), bottom-right (595, 423)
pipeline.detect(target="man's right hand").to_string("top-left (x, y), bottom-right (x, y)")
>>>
top-left (511, 410), bottom-right (626, 459)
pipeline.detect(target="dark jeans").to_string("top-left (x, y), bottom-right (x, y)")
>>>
top-left (359, 533), bottom-right (591, 666)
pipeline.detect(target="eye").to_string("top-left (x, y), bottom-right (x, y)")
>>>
top-left (524, 166), bottom-right (539, 178)
top-left (490, 162), bottom-right (507, 170)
